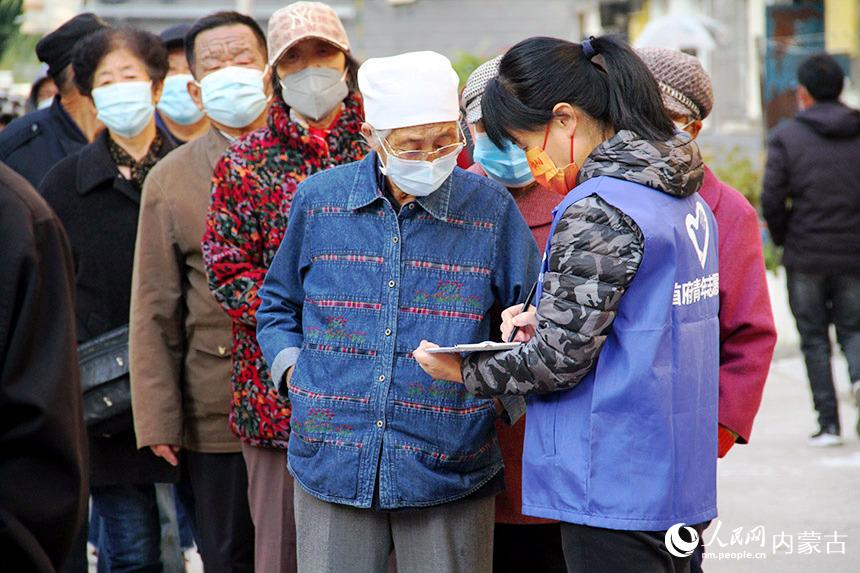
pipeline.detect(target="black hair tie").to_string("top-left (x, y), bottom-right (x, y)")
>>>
top-left (581, 36), bottom-right (597, 60)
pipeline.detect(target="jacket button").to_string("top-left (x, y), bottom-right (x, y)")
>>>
top-left (385, 328), bottom-right (392, 336)
top-left (376, 420), bottom-right (384, 428)
top-left (392, 236), bottom-right (399, 244)
top-left (388, 280), bottom-right (395, 288)
top-left (218, 345), bottom-right (227, 356)
top-left (378, 375), bottom-right (385, 382)
top-left (408, 204), bottom-right (415, 210)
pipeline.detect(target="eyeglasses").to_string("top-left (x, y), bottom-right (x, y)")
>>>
top-left (379, 129), bottom-right (465, 162)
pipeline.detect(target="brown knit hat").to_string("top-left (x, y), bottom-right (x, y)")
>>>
top-left (637, 47), bottom-right (713, 121)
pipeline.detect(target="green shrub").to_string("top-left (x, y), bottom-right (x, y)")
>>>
top-left (703, 145), bottom-right (783, 272)
top-left (452, 52), bottom-right (485, 89)
top-left (703, 146), bottom-right (763, 211)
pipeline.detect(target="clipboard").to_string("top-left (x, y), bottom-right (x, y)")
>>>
top-left (424, 341), bottom-right (522, 354)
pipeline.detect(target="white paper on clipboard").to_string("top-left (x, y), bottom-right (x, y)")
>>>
top-left (424, 341), bottom-right (522, 354)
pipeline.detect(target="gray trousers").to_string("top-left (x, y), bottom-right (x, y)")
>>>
top-left (294, 485), bottom-right (494, 573)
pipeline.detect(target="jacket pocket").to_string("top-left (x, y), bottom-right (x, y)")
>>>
top-left (288, 430), bottom-right (362, 500)
top-left (391, 436), bottom-right (500, 504)
top-left (185, 328), bottom-right (233, 418)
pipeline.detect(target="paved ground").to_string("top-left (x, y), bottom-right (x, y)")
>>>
top-left (706, 353), bottom-right (859, 572)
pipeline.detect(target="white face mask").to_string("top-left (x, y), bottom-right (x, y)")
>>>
top-left (377, 134), bottom-right (463, 197)
top-left (37, 96), bottom-right (54, 110)
top-left (199, 66), bottom-right (269, 129)
top-left (91, 80), bottom-right (155, 138)
top-left (280, 66), bottom-right (348, 122)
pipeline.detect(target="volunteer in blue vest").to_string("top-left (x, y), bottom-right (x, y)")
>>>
top-left (414, 35), bottom-right (720, 572)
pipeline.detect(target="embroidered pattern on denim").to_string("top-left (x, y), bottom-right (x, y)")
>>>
top-left (295, 407), bottom-right (355, 436)
top-left (306, 315), bottom-right (368, 344)
top-left (406, 381), bottom-right (468, 401)
top-left (413, 279), bottom-right (482, 309)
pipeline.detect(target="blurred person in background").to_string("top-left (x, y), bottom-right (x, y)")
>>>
top-left (762, 53), bottom-right (860, 447)
top-left (0, 13), bottom-right (107, 189)
top-left (202, 2), bottom-right (366, 570)
top-left (0, 112), bottom-right (18, 130)
top-left (155, 24), bottom-right (210, 144)
top-left (40, 26), bottom-right (179, 573)
top-left (130, 11), bottom-right (274, 573)
top-left (27, 75), bottom-right (58, 112)
top-left (0, 164), bottom-right (88, 573)
top-left (461, 55), bottom-right (566, 573)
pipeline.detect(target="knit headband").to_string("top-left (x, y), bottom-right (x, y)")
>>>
top-left (658, 81), bottom-right (701, 120)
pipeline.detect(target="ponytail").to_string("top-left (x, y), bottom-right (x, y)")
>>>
top-left (481, 35), bottom-right (675, 148)
top-left (588, 35), bottom-right (675, 141)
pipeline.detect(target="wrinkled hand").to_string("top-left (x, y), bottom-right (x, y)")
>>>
top-left (150, 444), bottom-right (180, 466)
top-left (501, 304), bottom-right (538, 343)
top-left (413, 341), bottom-right (464, 383)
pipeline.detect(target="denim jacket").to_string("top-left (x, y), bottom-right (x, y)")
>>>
top-left (257, 151), bottom-right (540, 509)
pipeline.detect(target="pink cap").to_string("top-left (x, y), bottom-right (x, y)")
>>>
top-left (267, 2), bottom-right (351, 67)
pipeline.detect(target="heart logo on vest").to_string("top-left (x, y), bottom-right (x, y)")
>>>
top-left (685, 201), bottom-right (710, 269)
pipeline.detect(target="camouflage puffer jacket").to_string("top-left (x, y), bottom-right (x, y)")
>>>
top-left (462, 129), bottom-right (704, 395)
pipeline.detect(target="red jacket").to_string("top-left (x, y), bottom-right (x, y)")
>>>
top-left (699, 165), bottom-right (776, 448)
top-left (202, 95), bottom-right (366, 449)
top-left (468, 163), bottom-right (562, 524)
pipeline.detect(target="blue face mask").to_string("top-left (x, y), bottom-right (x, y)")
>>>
top-left (199, 66), bottom-right (269, 129)
top-left (157, 74), bottom-right (205, 125)
top-left (91, 80), bottom-right (155, 138)
top-left (472, 132), bottom-right (534, 188)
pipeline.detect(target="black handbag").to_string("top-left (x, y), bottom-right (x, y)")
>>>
top-left (78, 325), bottom-right (133, 437)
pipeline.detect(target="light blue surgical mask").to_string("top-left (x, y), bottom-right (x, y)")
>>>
top-left (157, 74), bottom-right (204, 125)
top-left (377, 134), bottom-right (463, 197)
top-left (472, 132), bottom-right (534, 188)
top-left (91, 80), bottom-right (155, 138)
top-left (199, 66), bottom-right (269, 129)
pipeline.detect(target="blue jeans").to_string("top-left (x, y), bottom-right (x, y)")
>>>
top-left (91, 484), bottom-right (162, 573)
top-left (787, 271), bottom-right (860, 433)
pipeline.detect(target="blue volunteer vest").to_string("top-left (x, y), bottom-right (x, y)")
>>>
top-left (524, 175), bottom-right (720, 531)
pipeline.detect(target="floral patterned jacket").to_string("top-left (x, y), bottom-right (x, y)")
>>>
top-left (202, 94), bottom-right (367, 448)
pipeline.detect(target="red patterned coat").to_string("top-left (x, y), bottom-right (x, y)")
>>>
top-left (202, 94), bottom-right (366, 448)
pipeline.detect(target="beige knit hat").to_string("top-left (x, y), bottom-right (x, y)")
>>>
top-left (267, 2), bottom-right (351, 68)
top-left (637, 47), bottom-right (714, 121)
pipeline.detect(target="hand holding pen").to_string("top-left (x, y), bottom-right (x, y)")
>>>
top-left (503, 281), bottom-right (539, 344)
